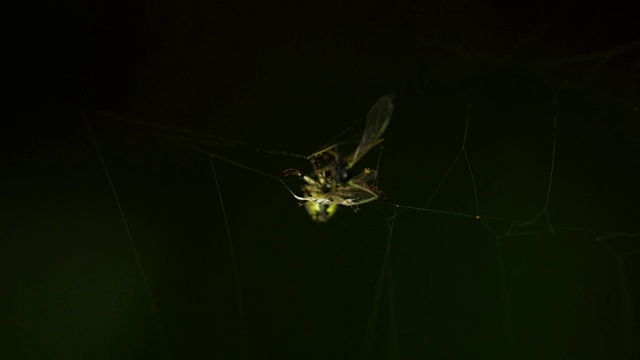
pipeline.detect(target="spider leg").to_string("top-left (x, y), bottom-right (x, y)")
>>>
top-left (279, 168), bottom-right (304, 179)
top-left (309, 152), bottom-right (335, 172)
top-left (364, 183), bottom-right (388, 202)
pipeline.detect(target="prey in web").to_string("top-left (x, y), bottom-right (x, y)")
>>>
top-left (278, 95), bottom-right (393, 222)
top-left (136, 95), bottom-right (395, 222)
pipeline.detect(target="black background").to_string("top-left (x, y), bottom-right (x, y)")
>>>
top-left (4, 2), bottom-right (640, 359)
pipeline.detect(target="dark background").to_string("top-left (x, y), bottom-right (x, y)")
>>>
top-left (4, 2), bottom-right (640, 359)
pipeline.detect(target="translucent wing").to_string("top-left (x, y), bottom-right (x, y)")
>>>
top-left (346, 95), bottom-right (394, 167)
top-left (353, 169), bottom-right (377, 183)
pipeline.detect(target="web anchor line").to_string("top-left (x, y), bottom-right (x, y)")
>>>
top-left (389, 100), bottom-right (562, 240)
top-left (82, 114), bottom-right (169, 358)
top-left (209, 158), bottom-right (252, 358)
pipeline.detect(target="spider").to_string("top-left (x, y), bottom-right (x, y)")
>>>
top-left (279, 95), bottom-right (393, 222)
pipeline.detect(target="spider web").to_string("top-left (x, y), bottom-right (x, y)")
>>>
top-left (7, 3), bottom-right (640, 358)
top-left (80, 81), bottom-right (640, 359)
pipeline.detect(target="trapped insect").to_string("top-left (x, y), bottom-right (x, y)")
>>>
top-left (280, 95), bottom-right (394, 222)
top-left (156, 95), bottom-right (394, 222)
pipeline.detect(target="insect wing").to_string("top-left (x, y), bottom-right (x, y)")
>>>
top-left (353, 169), bottom-right (377, 183)
top-left (347, 95), bottom-right (394, 167)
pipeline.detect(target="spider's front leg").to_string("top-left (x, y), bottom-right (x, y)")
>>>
top-left (309, 152), bottom-right (335, 172)
top-left (365, 183), bottom-right (389, 202)
top-left (279, 168), bottom-right (304, 179)
top-left (354, 168), bottom-right (388, 202)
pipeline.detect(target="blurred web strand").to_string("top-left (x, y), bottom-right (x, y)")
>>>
top-left (97, 110), bottom-right (243, 147)
top-left (387, 100), bottom-right (563, 238)
top-left (99, 110), bottom-right (311, 162)
top-left (380, 98), bottom-right (559, 358)
top-left (390, 103), bottom-right (480, 221)
top-left (209, 158), bottom-right (251, 359)
top-left (380, 96), bottom-right (637, 359)
top-left (169, 137), bottom-right (305, 201)
top-left (499, 99), bottom-right (558, 238)
top-left (360, 208), bottom-right (398, 360)
top-left (597, 231), bottom-right (640, 360)
top-left (82, 115), bottom-right (169, 358)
